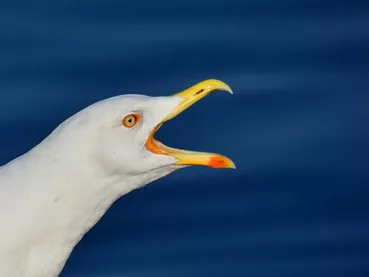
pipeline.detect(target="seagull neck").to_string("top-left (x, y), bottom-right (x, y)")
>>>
top-left (0, 148), bottom-right (143, 277)
top-left (18, 150), bottom-right (141, 239)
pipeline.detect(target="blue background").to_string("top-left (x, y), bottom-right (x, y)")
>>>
top-left (1, 0), bottom-right (369, 276)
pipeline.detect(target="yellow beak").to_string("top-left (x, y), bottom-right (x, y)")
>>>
top-left (145, 79), bottom-right (236, 169)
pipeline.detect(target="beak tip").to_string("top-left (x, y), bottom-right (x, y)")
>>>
top-left (207, 155), bottom-right (236, 169)
top-left (207, 79), bottom-right (233, 95)
top-left (223, 83), bottom-right (233, 95)
top-left (224, 85), bottom-right (233, 95)
top-left (227, 160), bottom-right (236, 169)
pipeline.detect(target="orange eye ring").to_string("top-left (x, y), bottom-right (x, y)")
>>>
top-left (122, 114), bottom-right (140, 128)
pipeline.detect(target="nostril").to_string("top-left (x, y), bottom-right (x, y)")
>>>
top-left (195, 89), bottom-right (204, 95)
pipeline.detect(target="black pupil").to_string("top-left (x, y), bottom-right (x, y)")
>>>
top-left (128, 117), bottom-right (133, 124)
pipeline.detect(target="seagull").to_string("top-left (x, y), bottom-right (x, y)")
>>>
top-left (0, 79), bottom-right (235, 277)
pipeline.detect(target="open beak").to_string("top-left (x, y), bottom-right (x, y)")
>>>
top-left (145, 79), bottom-right (236, 169)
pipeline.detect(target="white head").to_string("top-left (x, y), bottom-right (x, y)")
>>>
top-left (35, 79), bottom-right (235, 188)
top-left (17, 80), bottom-right (235, 203)
top-left (56, 94), bottom-right (183, 177)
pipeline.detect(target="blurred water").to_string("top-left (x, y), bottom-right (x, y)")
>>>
top-left (1, 0), bottom-right (369, 276)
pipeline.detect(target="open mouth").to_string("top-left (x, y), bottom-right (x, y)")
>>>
top-left (145, 79), bottom-right (235, 169)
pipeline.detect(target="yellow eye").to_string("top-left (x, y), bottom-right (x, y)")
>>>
top-left (122, 114), bottom-right (140, 128)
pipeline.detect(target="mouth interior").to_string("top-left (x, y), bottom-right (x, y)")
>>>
top-left (144, 118), bottom-right (235, 169)
top-left (145, 122), bottom-right (185, 156)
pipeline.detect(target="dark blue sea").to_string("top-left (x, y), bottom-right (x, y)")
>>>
top-left (1, 0), bottom-right (369, 276)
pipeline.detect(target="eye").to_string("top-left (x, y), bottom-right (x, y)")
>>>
top-left (122, 114), bottom-right (140, 128)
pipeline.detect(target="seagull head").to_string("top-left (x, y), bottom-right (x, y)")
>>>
top-left (46, 79), bottom-right (235, 188)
